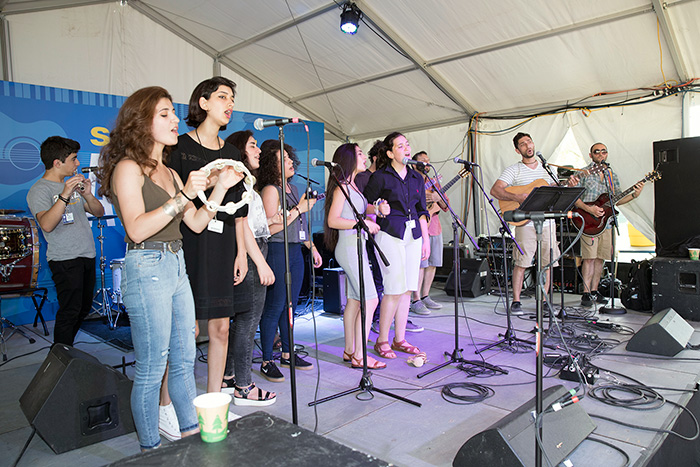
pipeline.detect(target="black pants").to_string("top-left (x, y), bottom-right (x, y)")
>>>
top-left (48, 257), bottom-right (95, 346)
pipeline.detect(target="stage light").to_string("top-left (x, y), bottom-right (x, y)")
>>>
top-left (340, 3), bottom-right (362, 35)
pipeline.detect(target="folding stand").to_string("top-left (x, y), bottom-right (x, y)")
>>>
top-left (1, 287), bottom-right (48, 361)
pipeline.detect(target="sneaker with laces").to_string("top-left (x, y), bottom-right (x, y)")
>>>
top-left (260, 361), bottom-right (285, 382)
top-left (280, 353), bottom-right (314, 370)
top-left (422, 296), bottom-right (442, 310)
top-left (580, 293), bottom-right (593, 307)
top-left (221, 377), bottom-right (236, 394)
top-left (158, 402), bottom-right (181, 442)
top-left (405, 319), bottom-right (424, 332)
top-left (409, 299), bottom-right (431, 315)
top-left (510, 301), bottom-right (524, 315)
top-left (592, 290), bottom-right (609, 304)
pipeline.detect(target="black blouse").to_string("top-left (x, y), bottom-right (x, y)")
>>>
top-left (364, 165), bottom-right (428, 240)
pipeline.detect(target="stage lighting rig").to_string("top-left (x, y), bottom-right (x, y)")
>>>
top-left (340, 2), bottom-right (362, 35)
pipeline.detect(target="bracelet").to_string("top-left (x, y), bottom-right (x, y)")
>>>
top-left (57, 194), bottom-right (70, 204)
top-left (293, 205), bottom-right (301, 214)
top-left (179, 189), bottom-right (195, 202)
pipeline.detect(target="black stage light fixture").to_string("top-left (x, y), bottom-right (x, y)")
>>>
top-left (340, 3), bottom-right (362, 35)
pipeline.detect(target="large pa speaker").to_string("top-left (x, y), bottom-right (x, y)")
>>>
top-left (626, 308), bottom-right (694, 356)
top-left (19, 344), bottom-right (135, 453)
top-left (652, 257), bottom-right (700, 321)
top-left (444, 258), bottom-right (491, 298)
top-left (453, 385), bottom-right (595, 467)
top-left (323, 267), bottom-right (347, 314)
top-left (653, 136), bottom-right (700, 255)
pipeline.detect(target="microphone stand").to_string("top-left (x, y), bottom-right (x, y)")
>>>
top-left (309, 167), bottom-right (420, 407)
top-left (599, 166), bottom-right (626, 315)
top-left (277, 126), bottom-right (298, 425)
top-left (415, 163), bottom-right (484, 378)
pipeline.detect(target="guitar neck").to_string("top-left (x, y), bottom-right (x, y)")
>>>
top-left (610, 173), bottom-right (656, 205)
top-left (437, 174), bottom-right (462, 194)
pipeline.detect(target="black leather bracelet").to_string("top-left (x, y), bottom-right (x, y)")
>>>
top-left (57, 194), bottom-right (70, 204)
top-left (179, 189), bottom-right (195, 202)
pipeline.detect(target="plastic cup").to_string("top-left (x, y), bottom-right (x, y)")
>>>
top-left (689, 248), bottom-right (700, 261)
top-left (193, 392), bottom-right (231, 443)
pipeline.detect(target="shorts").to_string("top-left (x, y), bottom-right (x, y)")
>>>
top-left (513, 222), bottom-right (560, 268)
top-left (581, 229), bottom-right (612, 260)
top-left (375, 229), bottom-right (422, 295)
top-left (420, 234), bottom-right (443, 268)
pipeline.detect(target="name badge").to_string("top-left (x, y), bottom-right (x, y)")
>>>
top-left (62, 212), bottom-right (74, 225)
top-left (299, 230), bottom-right (307, 241)
top-left (405, 219), bottom-right (416, 229)
top-left (207, 218), bottom-right (224, 234)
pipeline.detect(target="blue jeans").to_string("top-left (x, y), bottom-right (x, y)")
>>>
top-left (260, 242), bottom-right (303, 362)
top-left (122, 248), bottom-right (198, 449)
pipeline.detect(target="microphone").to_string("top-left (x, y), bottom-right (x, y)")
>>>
top-left (453, 157), bottom-right (479, 167)
top-left (503, 210), bottom-right (573, 222)
top-left (536, 151), bottom-right (547, 166)
top-left (311, 158), bottom-right (337, 168)
top-left (81, 166), bottom-right (98, 173)
top-left (401, 156), bottom-right (428, 168)
top-left (253, 117), bottom-right (300, 131)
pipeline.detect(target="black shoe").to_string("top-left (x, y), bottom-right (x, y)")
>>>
top-left (592, 291), bottom-right (609, 304)
top-left (280, 353), bottom-right (314, 371)
top-left (221, 376), bottom-right (236, 394)
top-left (510, 301), bottom-right (523, 315)
top-left (260, 361), bottom-right (285, 382)
top-left (543, 302), bottom-right (552, 314)
top-left (580, 293), bottom-right (593, 307)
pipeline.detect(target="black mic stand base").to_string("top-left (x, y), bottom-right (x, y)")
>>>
top-left (309, 372), bottom-right (421, 407)
top-left (599, 305), bottom-right (626, 315)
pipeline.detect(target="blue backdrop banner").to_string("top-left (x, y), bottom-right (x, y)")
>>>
top-left (0, 80), bottom-right (325, 326)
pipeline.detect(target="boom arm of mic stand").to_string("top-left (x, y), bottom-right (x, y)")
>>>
top-left (426, 164), bottom-right (479, 250)
top-left (467, 165), bottom-right (525, 256)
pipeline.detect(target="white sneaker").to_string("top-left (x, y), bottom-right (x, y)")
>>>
top-left (158, 403), bottom-right (181, 442)
top-left (422, 296), bottom-right (442, 310)
top-left (409, 299), bottom-right (431, 315)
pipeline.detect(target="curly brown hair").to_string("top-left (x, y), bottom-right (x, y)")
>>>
top-left (97, 86), bottom-right (173, 201)
top-left (255, 140), bottom-right (299, 191)
top-left (375, 132), bottom-right (404, 170)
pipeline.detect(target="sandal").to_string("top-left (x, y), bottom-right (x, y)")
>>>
top-left (391, 338), bottom-right (420, 355)
top-left (233, 383), bottom-right (276, 407)
top-left (373, 341), bottom-right (396, 359)
top-left (351, 355), bottom-right (386, 370)
top-left (342, 350), bottom-right (353, 362)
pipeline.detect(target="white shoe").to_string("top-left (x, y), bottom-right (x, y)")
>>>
top-left (422, 296), bottom-right (442, 310)
top-left (409, 299), bottom-right (431, 315)
top-left (158, 403), bottom-right (181, 442)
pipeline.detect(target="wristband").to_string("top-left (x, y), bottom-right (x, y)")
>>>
top-left (180, 189), bottom-right (195, 202)
top-left (58, 194), bottom-right (70, 204)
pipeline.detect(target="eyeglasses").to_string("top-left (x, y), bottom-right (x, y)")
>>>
top-left (592, 149), bottom-right (608, 155)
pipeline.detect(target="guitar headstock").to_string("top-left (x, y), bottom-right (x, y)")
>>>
top-left (645, 170), bottom-right (661, 183)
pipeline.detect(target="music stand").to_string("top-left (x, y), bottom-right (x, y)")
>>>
top-left (507, 185), bottom-right (584, 467)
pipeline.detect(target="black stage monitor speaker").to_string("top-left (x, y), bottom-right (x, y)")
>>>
top-left (453, 385), bottom-right (595, 467)
top-left (626, 308), bottom-right (694, 356)
top-left (323, 267), bottom-right (347, 314)
top-left (652, 257), bottom-right (700, 321)
top-left (19, 344), bottom-right (135, 453)
top-left (444, 258), bottom-right (492, 298)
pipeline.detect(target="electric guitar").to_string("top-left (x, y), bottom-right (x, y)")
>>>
top-left (499, 163), bottom-right (609, 226)
top-left (571, 170), bottom-right (661, 236)
top-left (425, 168), bottom-right (469, 207)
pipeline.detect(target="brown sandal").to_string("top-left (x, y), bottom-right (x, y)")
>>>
top-left (351, 355), bottom-right (387, 370)
top-left (373, 341), bottom-right (397, 359)
top-left (391, 339), bottom-right (420, 355)
top-left (342, 350), bottom-right (352, 362)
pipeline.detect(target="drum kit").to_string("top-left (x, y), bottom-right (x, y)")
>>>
top-left (88, 214), bottom-right (126, 330)
top-left (0, 209), bottom-right (48, 360)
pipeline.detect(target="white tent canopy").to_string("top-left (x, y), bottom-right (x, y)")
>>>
top-left (2, 0), bottom-right (699, 240)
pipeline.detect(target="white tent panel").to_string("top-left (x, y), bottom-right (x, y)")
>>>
top-left (668, 1), bottom-right (700, 78)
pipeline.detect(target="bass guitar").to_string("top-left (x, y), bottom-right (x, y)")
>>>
top-left (571, 170), bottom-right (661, 236)
top-left (499, 163), bottom-right (609, 226)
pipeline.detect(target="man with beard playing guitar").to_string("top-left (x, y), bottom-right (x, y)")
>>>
top-left (567, 142), bottom-right (644, 307)
top-left (491, 132), bottom-right (561, 315)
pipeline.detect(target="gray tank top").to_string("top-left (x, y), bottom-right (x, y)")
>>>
top-left (269, 184), bottom-right (308, 244)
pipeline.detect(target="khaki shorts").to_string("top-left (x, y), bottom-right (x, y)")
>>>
top-left (513, 222), bottom-right (560, 268)
top-left (581, 229), bottom-right (612, 260)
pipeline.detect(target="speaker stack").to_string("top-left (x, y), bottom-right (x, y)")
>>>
top-left (444, 258), bottom-right (492, 298)
top-left (19, 344), bottom-right (135, 453)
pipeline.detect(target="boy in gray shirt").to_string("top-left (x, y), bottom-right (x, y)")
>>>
top-left (27, 136), bottom-right (104, 345)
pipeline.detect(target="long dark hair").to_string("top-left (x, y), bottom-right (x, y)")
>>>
top-left (98, 86), bottom-right (173, 201)
top-left (185, 76), bottom-right (236, 130)
top-left (324, 143), bottom-right (360, 251)
top-left (256, 139), bottom-right (299, 190)
top-left (375, 131), bottom-right (404, 170)
top-left (225, 130), bottom-right (256, 173)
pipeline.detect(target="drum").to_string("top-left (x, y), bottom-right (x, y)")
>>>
top-left (0, 216), bottom-right (39, 291)
top-left (110, 258), bottom-right (125, 305)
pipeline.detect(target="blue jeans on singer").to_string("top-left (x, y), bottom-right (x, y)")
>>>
top-left (122, 248), bottom-right (198, 449)
top-left (260, 242), bottom-right (303, 362)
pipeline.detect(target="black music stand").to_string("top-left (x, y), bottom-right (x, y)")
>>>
top-left (507, 185), bottom-right (584, 467)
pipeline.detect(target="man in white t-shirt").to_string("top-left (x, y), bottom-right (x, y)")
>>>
top-left (490, 132), bottom-right (560, 314)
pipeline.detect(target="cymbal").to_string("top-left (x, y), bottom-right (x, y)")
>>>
top-left (0, 209), bottom-right (25, 215)
top-left (87, 214), bottom-right (120, 221)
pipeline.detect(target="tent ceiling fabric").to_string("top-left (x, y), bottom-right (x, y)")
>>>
top-left (2, 0), bottom-right (698, 141)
